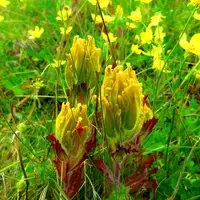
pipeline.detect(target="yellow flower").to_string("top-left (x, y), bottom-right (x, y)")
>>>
top-left (60, 26), bottom-right (72, 35)
top-left (56, 103), bottom-right (90, 168)
top-left (51, 59), bottom-right (66, 68)
top-left (28, 26), bottom-right (44, 39)
top-left (56, 6), bottom-right (72, 21)
top-left (0, 0), bottom-right (10, 7)
top-left (152, 57), bottom-right (164, 71)
top-left (131, 44), bottom-right (142, 54)
top-left (154, 26), bottom-right (166, 43)
top-left (126, 22), bottom-right (136, 29)
top-left (88, 0), bottom-right (110, 8)
top-left (128, 7), bottom-right (142, 22)
top-left (196, 71), bottom-right (200, 80)
top-left (193, 11), bottom-right (200, 20)
top-left (102, 32), bottom-right (117, 43)
top-left (140, 28), bottom-right (153, 44)
top-left (0, 15), bottom-right (4, 22)
top-left (66, 35), bottom-right (101, 90)
top-left (140, 0), bottom-right (152, 3)
top-left (149, 12), bottom-right (165, 27)
top-left (101, 65), bottom-right (153, 149)
top-left (179, 33), bottom-right (200, 56)
top-left (115, 5), bottom-right (123, 16)
top-left (189, 0), bottom-right (200, 7)
top-left (91, 13), bottom-right (114, 24)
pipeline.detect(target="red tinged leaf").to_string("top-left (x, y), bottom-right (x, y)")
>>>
top-left (141, 155), bottom-right (157, 172)
top-left (76, 122), bottom-right (85, 134)
top-left (85, 125), bottom-right (98, 153)
top-left (93, 159), bottom-right (114, 184)
top-left (142, 180), bottom-right (158, 200)
top-left (65, 164), bottom-right (84, 199)
top-left (143, 117), bottom-right (158, 134)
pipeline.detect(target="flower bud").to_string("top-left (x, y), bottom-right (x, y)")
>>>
top-left (101, 65), bottom-right (153, 148)
top-left (56, 103), bottom-right (90, 168)
top-left (66, 35), bottom-right (101, 90)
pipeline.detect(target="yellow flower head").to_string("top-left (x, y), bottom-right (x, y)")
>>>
top-left (131, 44), bottom-right (142, 55)
top-left (66, 35), bottom-right (101, 90)
top-left (140, 0), bottom-right (152, 3)
top-left (149, 12), bottom-right (165, 27)
top-left (128, 7), bottom-right (142, 22)
top-left (0, 0), bottom-right (10, 7)
top-left (101, 65), bottom-right (153, 149)
top-left (193, 11), bottom-right (200, 20)
top-left (28, 26), bottom-right (44, 39)
top-left (91, 13), bottom-right (114, 24)
top-left (102, 32), bottom-right (117, 43)
top-left (154, 26), bottom-right (166, 43)
top-left (115, 5), bottom-right (123, 16)
top-left (56, 6), bottom-right (72, 21)
top-left (60, 26), bottom-right (72, 35)
top-left (56, 103), bottom-right (90, 168)
top-left (140, 27), bottom-right (153, 44)
top-left (126, 22), bottom-right (136, 29)
top-left (189, 0), bottom-right (200, 7)
top-left (179, 33), bottom-right (200, 56)
top-left (51, 59), bottom-right (66, 68)
top-left (88, 0), bottom-right (110, 8)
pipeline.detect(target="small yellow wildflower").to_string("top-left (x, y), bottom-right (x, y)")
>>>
top-left (193, 11), bottom-right (200, 20)
top-left (179, 33), bottom-right (200, 56)
top-left (196, 71), bottom-right (200, 80)
top-left (28, 26), bottom-right (44, 39)
top-left (0, 0), bottom-right (10, 7)
top-left (154, 26), bottom-right (166, 43)
top-left (149, 12), bottom-right (165, 27)
top-left (126, 22), bottom-right (136, 29)
top-left (128, 7), bottom-right (142, 22)
top-left (131, 44), bottom-right (142, 55)
top-left (56, 6), bottom-right (72, 21)
top-left (140, 28), bottom-right (153, 44)
top-left (115, 5), bottom-right (123, 16)
top-left (91, 13), bottom-right (114, 24)
top-left (189, 0), bottom-right (200, 7)
top-left (60, 26), bottom-right (72, 35)
top-left (140, 0), bottom-right (152, 3)
top-left (152, 57), bottom-right (164, 71)
top-left (88, 0), bottom-right (110, 8)
top-left (51, 59), bottom-right (66, 68)
top-left (102, 32), bottom-right (117, 43)
top-left (0, 15), bottom-right (4, 22)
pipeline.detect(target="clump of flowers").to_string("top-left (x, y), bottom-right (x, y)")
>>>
top-left (128, 7), bottom-right (142, 22)
top-left (88, 0), bottom-right (111, 9)
top-left (56, 6), bottom-right (72, 21)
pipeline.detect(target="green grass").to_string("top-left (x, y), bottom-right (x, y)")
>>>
top-left (1, 0), bottom-right (200, 199)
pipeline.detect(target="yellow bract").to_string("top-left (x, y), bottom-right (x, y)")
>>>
top-left (28, 26), bottom-right (44, 39)
top-left (0, 0), bottom-right (10, 7)
top-left (179, 33), bottom-right (200, 56)
top-left (101, 65), bottom-right (153, 149)
top-left (66, 35), bottom-right (101, 90)
top-left (56, 6), bottom-right (72, 21)
top-left (128, 7), bottom-right (142, 22)
top-left (56, 103), bottom-right (90, 168)
top-left (115, 5), bottom-right (123, 16)
top-left (88, 0), bottom-right (110, 8)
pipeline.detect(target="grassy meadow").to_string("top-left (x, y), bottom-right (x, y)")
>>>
top-left (0, 0), bottom-right (200, 199)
